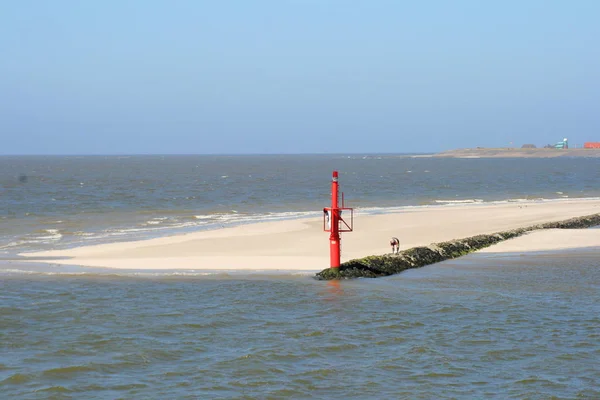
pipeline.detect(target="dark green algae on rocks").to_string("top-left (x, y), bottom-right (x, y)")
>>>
top-left (316, 213), bottom-right (600, 280)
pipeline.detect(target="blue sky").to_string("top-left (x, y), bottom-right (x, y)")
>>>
top-left (1, 0), bottom-right (599, 154)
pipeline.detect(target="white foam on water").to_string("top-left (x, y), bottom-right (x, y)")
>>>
top-left (74, 231), bottom-right (95, 236)
top-left (356, 196), bottom-right (600, 215)
top-left (30, 229), bottom-right (63, 242)
top-left (0, 269), bottom-right (38, 275)
top-left (0, 241), bottom-right (21, 249)
top-left (214, 211), bottom-right (318, 224)
top-left (73, 210), bottom-right (324, 246)
top-left (434, 199), bottom-right (485, 204)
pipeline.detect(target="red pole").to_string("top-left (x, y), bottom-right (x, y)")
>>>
top-left (330, 171), bottom-right (340, 268)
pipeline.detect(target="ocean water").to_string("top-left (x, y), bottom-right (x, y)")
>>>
top-left (1, 250), bottom-right (599, 399)
top-left (2, 154), bottom-right (600, 398)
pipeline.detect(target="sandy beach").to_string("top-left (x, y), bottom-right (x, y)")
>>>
top-left (19, 198), bottom-right (600, 271)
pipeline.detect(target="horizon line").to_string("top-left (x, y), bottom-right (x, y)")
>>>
top-left (0, 152), bottom-right (436, 157)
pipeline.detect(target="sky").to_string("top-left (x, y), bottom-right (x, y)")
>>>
top-left (1, 0), bottom-right (599, 154)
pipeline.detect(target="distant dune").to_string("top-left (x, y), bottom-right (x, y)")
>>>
top-left (435, 148), bottom-right (600, 158)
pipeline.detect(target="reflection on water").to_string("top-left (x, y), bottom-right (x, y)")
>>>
top-left (1, 250), bottom-right (599, 398)
top-left (326, 279), bottom-right (343, 296)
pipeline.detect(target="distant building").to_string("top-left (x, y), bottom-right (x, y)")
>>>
top-left (521, 144), bottom-right (536, 148)
top-left (554, 138), bottom-right (568, 149)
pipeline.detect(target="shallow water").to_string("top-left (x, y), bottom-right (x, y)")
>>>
top-left (2, 250), bottom-right (599, 399)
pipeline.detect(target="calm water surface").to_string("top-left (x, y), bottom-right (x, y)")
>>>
top-left (2, 250), bottom-right (599, 399)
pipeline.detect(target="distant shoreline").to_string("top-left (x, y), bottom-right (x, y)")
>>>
top-left (435, 148), bottom-right (600, 158)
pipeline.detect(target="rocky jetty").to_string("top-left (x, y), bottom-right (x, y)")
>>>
top-left (315, 213), bottom-right (600, 280)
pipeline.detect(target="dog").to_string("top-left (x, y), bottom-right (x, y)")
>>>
top-left (390, 237), bottom-right (400, 254)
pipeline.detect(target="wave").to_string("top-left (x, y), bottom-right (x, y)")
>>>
top-left (434, 199), bottom-right (484, 204)
top-left (0, 229), bottom-right (65, 250)
top-left (356, 196), bottom-right (600, 214)
top-left (0, 241), bottom-right (21, 249)
top-left (35, 229), bottom-right (63, 241)
top-left (431, 196), bottom-right (600, 207)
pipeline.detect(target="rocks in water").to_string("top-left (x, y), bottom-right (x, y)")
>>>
top-left (315, 213), bottom-right (600, 280)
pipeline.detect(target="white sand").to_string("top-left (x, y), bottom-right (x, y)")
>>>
top-left (20, 199), bottom-right (600, 271)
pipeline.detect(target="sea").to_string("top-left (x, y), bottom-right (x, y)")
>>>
top-left (1, 154), bottom-right (599, 398)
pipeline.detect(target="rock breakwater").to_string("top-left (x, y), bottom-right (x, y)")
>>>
top-left (315, 213), bottom-right (600, 280)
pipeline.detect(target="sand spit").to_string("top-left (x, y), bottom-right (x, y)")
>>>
top-left (19, 198), bottom-right (600, 272)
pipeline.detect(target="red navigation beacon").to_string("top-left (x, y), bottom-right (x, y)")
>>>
top-left (323, 171), bottom-right (353, 268)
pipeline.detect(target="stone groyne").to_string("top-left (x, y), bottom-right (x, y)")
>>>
top-left (315, 213), bottom-right (600, 280)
